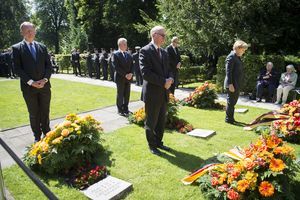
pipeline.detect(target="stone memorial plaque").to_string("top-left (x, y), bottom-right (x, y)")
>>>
top-left (235, 108), bottom-right (248, 113)
top-left (187, 129), bottom-right (216, 138)
top-left (82, 176), bottom-right (132, 200)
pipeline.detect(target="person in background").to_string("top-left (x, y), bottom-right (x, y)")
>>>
top-left (100, 48), bottom-right (108, 80)
top-left (275, 64), bottom-right (298, 105)
top-left (132, 46), bottom-right (143, 86)
top-left (166, 36), bottom-right (181, 94)
top-left (256, 62), bottom-right (278, 102)
top-left (112, 38), bottom-right (134, 116)
top-left (93, 48), bottom-right (101, 79)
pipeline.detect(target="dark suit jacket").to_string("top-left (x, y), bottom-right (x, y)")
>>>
top-left (132, 52), bottom-right (140, 72)
top-left (166, 45), bottom-right (181, 73)
top-left (223, 51), bottom-right (244, 90)
top-left (257, 68), bottom-right (279, 86)
top-left (139, 43), bottom-right (173, 103)
top-left (112, 50), bottom-right (133, 83)
top-left (12, 41), bottom-right (52, 92)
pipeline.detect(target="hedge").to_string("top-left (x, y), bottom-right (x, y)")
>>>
top-left (216, 54), bottom-right (285, 93)
top-left (55, 54), bottom-right (88, 74)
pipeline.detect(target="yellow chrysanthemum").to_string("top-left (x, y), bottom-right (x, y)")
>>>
top-left (237, 179), bottom-right (249, 193)
top-left (37, 154), bottom-right (42, 165)
top-left (61, 129), bottom-right (70, 137)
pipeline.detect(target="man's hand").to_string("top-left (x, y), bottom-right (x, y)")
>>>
top-left (263, 75), bottom-right (270, 79)
top-left (176, 62), bottom-right (181, 69)
top-left (229, 84), bottom-right (235, 92)
top-left (125, 73), bottom-right (133, 80)
top-left (164, 78), bottom-right (174, 89)
top-left (31, 81), bottom-right (43, 89)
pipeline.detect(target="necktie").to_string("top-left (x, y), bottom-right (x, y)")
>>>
top-left (123, 52), bottom-right (127, 60)
top-left (29, 43), bottom-right (36, 60)
top-left (157, 48), bottom-right (161, 59)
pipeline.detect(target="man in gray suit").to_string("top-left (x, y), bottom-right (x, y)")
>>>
top-left (224, 40), bottom-right (248, 124)
top-left (139, 26), bottom-right (174, 155)
top-left (12, 22), bottom-right (52, 142)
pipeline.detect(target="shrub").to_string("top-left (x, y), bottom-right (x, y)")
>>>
top-left (182, 82), bottom-right (223, 109)
top-left (216, 54), bottom-right (285, 93)
top-left (23, 114), bottom-right (104, 174)
top-left (180, 55), bottom-right (191, 68)
top-left (55, 54), bottom-right (88, 74)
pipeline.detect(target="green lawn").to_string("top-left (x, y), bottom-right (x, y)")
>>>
top-left (0, 78), bottom-right (140, 130)
top-left (4, 105), bottom-right (300, 199)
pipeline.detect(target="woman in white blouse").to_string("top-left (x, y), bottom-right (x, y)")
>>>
top-left (275, 64), bottom-right (298, 105)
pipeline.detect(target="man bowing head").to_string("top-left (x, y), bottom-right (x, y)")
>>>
top-left (139, 25), bottom-right (174, 156)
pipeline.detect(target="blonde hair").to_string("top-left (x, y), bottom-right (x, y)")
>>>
top-left (20, 22), bottom-right (35, 32)
top-left (233, 40), bottom-right (249, 50)
top-left (286, 64), bottom-right (296, 72)
top-left (171, 36), bottom-right (178, 43)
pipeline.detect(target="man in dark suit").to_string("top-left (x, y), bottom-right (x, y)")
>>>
top-left (100, 48), bottom-right (108, 80)
top-left (256, 62), bottom-right (278, 102)
top-left (93, 48), bottom-right (101, 79)
top-left (132, 46), bottom-right (143, 86)
top-left (224, 40), bottom-right (248, 124)
top-left (71, 49), bottom-right (81, 76)
top-left (112, 38), bottom-right (133, 116)
top-left (166, 36), bottom-right (181, 94)
top-left (12, 22), bottom-right (52, 142)
top-left (140, 26), bottom-right (174, 156)
top-left (108, 48), bottom-right (115, 81)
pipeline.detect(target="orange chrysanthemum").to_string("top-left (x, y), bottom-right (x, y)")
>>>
top-left (259, 181), bottom-right (274, 197)
top-left (227, 189), bottom-right (240, 200)
top-left (269, 158), bottom-right (285, 172)
top-left (237, 179), bottom-right (249, 193)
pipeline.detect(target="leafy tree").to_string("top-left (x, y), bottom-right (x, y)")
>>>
top-left (34, 0), bottom-right (68, 53)
top-left (0, 0), bottom-right (29, 48)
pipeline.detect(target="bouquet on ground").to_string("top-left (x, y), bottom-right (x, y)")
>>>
top-left (278, 100), bottom-right (300, 116)
top-left (23, 113), bottom-right (104, 175)
top-left (183, 135), bottom-right (299, 199)
top-left (271, 114), bottom-right (300, 142)
top-left (181, 82), bottom-right (223, 109)
top-left (129, 93), bottom-right (193, 133)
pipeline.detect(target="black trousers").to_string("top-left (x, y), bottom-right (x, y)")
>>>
top-left (22, 87), bottom-right (51, 141)
top-left (109, 64), bottom-right (115, 81)
top-left (145, 99), bottom-right (167, 148)
top-left (102, 63), bottom-right (108, 80)
top-left (169, 71), bottom-right (178, 94)
top-left (225, 89), bottom-right (239, 122)
top-left (116, 80), bottom-right (131, 113)
top-left (256, 82), bottom-right (276, 100)
top-left (73, 61), bottom-right (81, 76)
top-left (134, 69), bottom-right (143, 86)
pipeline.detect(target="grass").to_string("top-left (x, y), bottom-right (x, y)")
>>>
top-left (0, 78), bottom-right (140, 129)
top-left (4, 105), bottom-right (299, 199)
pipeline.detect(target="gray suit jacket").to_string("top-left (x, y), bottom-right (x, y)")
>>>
top-left (224, 51), bottom-right (244, 91)
top-left (139, 43), bottom-right (173, 103)
top-left (12, 41), bottom-right (52, 92)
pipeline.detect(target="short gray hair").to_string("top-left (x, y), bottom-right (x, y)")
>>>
top-left (117, 38), bottom-right (127, 46)
top-left (150, 25), bottom-right (165, 38)
top-left (286, 64), bottom-right (296, 72)
top-left (20, 21), bottom-right (35, 32)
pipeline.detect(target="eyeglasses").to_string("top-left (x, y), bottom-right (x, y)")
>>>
top-left (155, 32), bottom-right (166, 38)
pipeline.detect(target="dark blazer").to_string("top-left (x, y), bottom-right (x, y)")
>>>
top-left (223, 51), bottom-right (244, 90)
top-left (12, 41), bottom-right (52, 92)
top-left (139, 43), bottom-right (173, 103)
top-left (166, 45), bottom-right (181, 73)
top-left (257, 68), bottom-right (279, 86)
top-left (112, 50), bottom-right (133, 83)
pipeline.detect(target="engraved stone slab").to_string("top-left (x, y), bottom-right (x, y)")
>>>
top-left (187, 129), bottom-right (216, 138)
top-left (235, 108), bottom-right (248, 113)
top-left (82, 176), bottom-right (132, 200)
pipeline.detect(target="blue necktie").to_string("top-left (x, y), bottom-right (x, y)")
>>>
top-left (29, 43), bottom-right (36, 60)
top-left (123, 52), bottom-right (127, 60)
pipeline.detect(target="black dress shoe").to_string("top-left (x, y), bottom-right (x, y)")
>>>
top-left (149, 148), bottom-right (161, 156)
top-left (118, 112), bottom-right (125, 116)
top-left (225, 120), bottom-right (235, 124)
top-left (158, 145), bottom-right (171, 151)
top-left (256, 98), bottom-right (262, 102)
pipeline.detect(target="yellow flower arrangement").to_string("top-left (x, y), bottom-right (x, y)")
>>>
top-left (259, 181), bottom-right (274, 197)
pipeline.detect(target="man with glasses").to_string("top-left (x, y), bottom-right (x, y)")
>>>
top-left (139, 25), bottom-right (174, 156)
top-left (12, 22), bottom-right (52, 142)
top-left (166, 36), bottom-right (181, 94)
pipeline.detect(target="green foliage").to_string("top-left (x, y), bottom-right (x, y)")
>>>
top-left (180, 55), bottom-right (191, 68)
top-left (23, 114), bottom-right (103, 174)
top-left (285, 55), bottom-right (300, 67)
top-left (0, 0), bottom-right (28, 48)
top-left (216, 54), bottom-right (285, 93)
top-left (178, 66), bottom-right (201, 85)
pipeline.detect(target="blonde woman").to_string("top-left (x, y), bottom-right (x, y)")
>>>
top-left (275, 64), bottom-right (298, 105)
